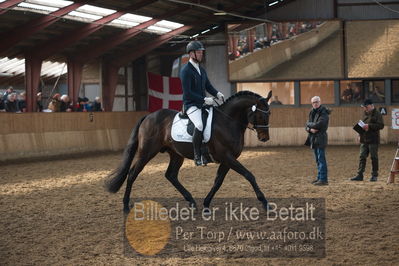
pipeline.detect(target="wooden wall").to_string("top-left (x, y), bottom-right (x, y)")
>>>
top-left (0, 112), bottom-right (147, 161)
top-left (1, 107), bottom-right (398, 161)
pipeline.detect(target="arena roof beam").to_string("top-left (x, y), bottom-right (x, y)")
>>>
top-left (0, 1), bottom-right (88, 57)
top-left (33, 0), bottom-right (158, 61)
top-left (0, 0), bottom-right (24, 15)
top-left (110, 0), bottom-right (257, 67)
top-left (72, 0), bottom-right (210, 63)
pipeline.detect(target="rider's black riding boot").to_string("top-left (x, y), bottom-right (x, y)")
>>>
top-left (193, 128), bottom-right (204, 166)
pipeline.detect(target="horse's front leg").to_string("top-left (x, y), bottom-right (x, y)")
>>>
top-left (225, 155), bottom-right (269, 210)
top-left (203, 164), bottom-right (230, 209)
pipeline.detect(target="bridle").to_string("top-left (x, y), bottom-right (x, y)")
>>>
top-left (209, 98), bottom-right (271, 131)
top-left (248, 104), bottom-right (270, 130)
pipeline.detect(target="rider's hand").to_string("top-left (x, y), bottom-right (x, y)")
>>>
top-left (204, 97), bottom-right (214, 105)
top-left (217, 92), bottom-right (225, 101)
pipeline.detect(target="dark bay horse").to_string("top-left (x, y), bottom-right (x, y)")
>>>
top-left (105, 90), bottom-right (272, 213)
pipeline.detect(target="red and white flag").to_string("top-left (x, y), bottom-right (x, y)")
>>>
top-left (147, 72), bottom-right (183, 112)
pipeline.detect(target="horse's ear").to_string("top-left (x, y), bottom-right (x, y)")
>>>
top-left (265, 90), bottom-right (272, 102)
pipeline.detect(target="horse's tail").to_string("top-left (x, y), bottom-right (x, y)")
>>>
top-left (104, 115), bottom-right (147, 193)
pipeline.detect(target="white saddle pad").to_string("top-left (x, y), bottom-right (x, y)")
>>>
top-left (171, 107), bottom-right (213, 143)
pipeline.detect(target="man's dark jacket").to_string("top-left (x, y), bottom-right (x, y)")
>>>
top-left (360, 108), bottom-right (384, 144)
top-left (180, 62), bottom-right (218, 110)
top-left (305, 105), bottom-right (330, 149)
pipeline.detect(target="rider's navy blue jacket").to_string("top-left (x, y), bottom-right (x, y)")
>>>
top-left (180, 62), bottom-right (218, 110)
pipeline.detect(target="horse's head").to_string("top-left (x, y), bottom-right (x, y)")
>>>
top-left (247, 91), bottom-right (272, 142)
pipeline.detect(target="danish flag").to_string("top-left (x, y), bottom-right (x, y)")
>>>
top-left (147, 72), bottom-right (183, 112)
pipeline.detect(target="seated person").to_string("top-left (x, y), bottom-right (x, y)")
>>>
top-left (270, 95), bottom-right (283, 105)
top-left (352, 85), bottom-right (363, 103)
top-left (5, 93), bottom-right (20, 112)
top-left (341, 84), bottom-right (353, 103)
top-left (369, 86), bottom-right (384, 103)
top-left (18, 92), bottom-right (26, 112)
top-left (91, 96), bottom-right (104, 112)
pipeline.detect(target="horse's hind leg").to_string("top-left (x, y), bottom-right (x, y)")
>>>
top-left (203, 164), bottom-right (230, 209)
top-left (123, 152), bottom-right (158, 213)
top-left (225, 156), bottom-right (269, 210)
top-left (165, 151), bottom-right (197, 208)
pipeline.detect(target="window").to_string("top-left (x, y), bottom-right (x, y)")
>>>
top-left (237, 82), bottom-right (294, 105)
top-left (340, 80), bottom-right (364, 104)
top-left (392, 80), bottom-right (399, 103)
top-left (365, 80), bottom-right (385, 104)
top-left (300, 81), bottom-right (334, 105)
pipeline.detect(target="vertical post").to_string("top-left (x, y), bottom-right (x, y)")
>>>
top-left (334, 80), bottom-right (341, 106)
top-left (25, 56), bottom-right (42, 112)
top-left (102, 63), bottom-right (119, 112)
top-left (67, 58), bottom-right (84, 105)
top-left (385, 79), bottom-right (391, 106)
top-left (294, 81), bottom-right (300, 107)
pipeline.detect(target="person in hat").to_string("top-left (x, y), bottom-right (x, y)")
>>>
top-left (180, 40), bottom-right (224, 166)
top-left (351, 99), bottom-right (384, 182)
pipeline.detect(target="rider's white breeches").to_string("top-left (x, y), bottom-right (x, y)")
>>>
top-left (187, 106), bottom-right (203, 131)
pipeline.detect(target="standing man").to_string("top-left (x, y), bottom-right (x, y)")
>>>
top-left (180, 40), bottom-right (224, 166)
top-left (305, 96), bottom-right (331, 186)
top-left (351, 99), bottom-right (384, 182)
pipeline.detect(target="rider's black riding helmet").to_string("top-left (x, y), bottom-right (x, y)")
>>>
top-left (186, 41), bottom-right (205, 54)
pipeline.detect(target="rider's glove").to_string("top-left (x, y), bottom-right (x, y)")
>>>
top-left (217, 92), bottom-right (225, 101)
top-left (204, 97), bottom-right (214, 105)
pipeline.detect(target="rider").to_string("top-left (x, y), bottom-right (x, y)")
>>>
top-left (180, 40), bottom-right (224, 166)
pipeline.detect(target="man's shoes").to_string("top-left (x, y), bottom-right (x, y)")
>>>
top-left (311, 179), bottom-right (319, 184)
top-left (350, 175), bottom-right (363, 181)
top-left (370, 176), bottom-right (378, 182)
top-left (313, 180), bottom-right (328, 186)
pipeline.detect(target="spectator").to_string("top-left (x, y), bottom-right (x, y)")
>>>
top-left (270, 95), bottom-right (283, 105)
top-left (60, 94), bottom-right (73, 112)
top-left (254, 37), bottom-right (263, 49)
top-left (5, 93), bottom-right (20, 112)
top-left (91, 96), bottom-right (104, 112)
top-left (352, 85), bottom-right (363, 103)
top-left (48, 93), bottom-right (61, 112)
top-left (18, 92), bottom-right (27, 112)
top-left (83, 97), bottom-right (92, 112)
top-left (350, 99), bottom-right (384, 182)
top-left (36, 92), bottom-right (43, 112)
top-left (369, 86), bottom-right (384, 103)
top-left (305, 96), bottom-right (330, 186)
top-left (75, 97), bottom-right (91, 112)
top-left (75, 97), bottom-right (85, 112)
top-left (2, 86), bottom-right (13, 101)
top-left (341, 84), bottom-right (353, 103)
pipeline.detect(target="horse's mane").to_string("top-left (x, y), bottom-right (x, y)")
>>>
top-left (219, 90), bottom-right (262, 108)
